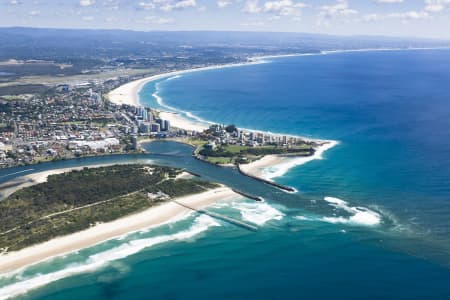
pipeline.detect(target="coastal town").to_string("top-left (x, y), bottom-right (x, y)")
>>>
top-left (0, 74), bottom-right (317, 168)
top-left (0, 79), bottom-right (175, 168)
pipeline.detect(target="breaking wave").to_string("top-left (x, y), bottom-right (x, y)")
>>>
top-left (321, 197), bottom-right (382, 226)
top-left (0, 215), bottom-right (220, 300)
top-left (230, 201), bottom-right (285, 226)
top-left (167, 75), bottom-right (182, 81)
top-left (261, 141), bottom-right (339, 180)
top-left (294, 197), bottom-right (382, 227)
top-left (152, 82), bottom-right (212, 127)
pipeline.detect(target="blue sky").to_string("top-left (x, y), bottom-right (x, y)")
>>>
top-left (1, 0), bottom-right (450, 39)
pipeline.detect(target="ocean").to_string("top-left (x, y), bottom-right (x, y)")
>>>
top-left (1, 49), bottom-right (450, 299)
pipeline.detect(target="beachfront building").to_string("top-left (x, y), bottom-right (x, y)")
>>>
top-left (139, 122), bottom-right (152, 134)
top-left (151, 123), bottom-right (161, 132)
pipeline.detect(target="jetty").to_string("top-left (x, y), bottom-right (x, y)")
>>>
top-left (173, 200), bottom-right (258, 231)
top-left (237, 164), bottom-right (296, 192)
top-left (232, 189), bottom-right (264, 202)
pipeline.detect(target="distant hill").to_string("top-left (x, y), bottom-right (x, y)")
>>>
top-left (0, 27), bottom-right (448, 61)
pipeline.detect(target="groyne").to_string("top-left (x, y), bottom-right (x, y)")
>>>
top-left (173, 200), bottom-right (258, 231)
top-left (232, 189), bottom-right (264, 202)
top-left (237, 164), bottom-right (296, 193)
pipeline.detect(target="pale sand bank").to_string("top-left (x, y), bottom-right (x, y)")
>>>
top-left (0, 187), bottom-right (238, 274)
top-left (239, 155), bottom-right (288, 179)
top-left (239, 141), bottom-right (339, 181)
top-left (159, 110), bottom-right (208, 132)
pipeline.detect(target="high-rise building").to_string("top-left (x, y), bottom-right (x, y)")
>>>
top-left (146, 110), bottom-right (153, 123)
top-left (131, 136), bottom-right (137, 150)
top-left (151, 123), bottom-right (160, 132)
top-left (163, 120), bottom-right (170, 131)
top-left (156, 118), bottom-right (171, 131)
top-left (142, 109), bottom-right (148, 122)
top-left (139, 122), bottom-right (151, 134)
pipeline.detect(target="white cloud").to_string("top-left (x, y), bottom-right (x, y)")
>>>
top-left (240, 20), bottom-right (265, 26)
top-left (243, 0), bottom-right (306, 16)
top-left (263, 0), bottom-right (306, 16)
top-left (318, 0), bottom-right (358, 24)
top-left (79, 0), bottom-right (95, 6)
top-left (8, 0), bottom-right (20, 5)
top-left (28, 10), bottom-right (40, 16)
top-left (138, 1), bottom-right (155, 10)
top-left (138, 0), bottom-right (197, 12)
top-left (359, 13), bottom-right (380, 22)
top-left (160, 0), bottom-right (197, 11)
top-left (141, 15), bottom-right (174, 24)
top-left (82, 15), bottom-right (95, 21)
top-left (424, 0), bottom-right (450, 12)
top-left (424, 3), bottom-right (444, 12)
top-left (388, 10), bottom-right (429, 19)
top-left (373, 0), bottom-right (403, 3)
top-left (358, 10), bottom-right (430, 23)
top-left (243, 0), bottom-right (261, 13)
top-left (357, 0), bottom-right (447, 23)
top-left (152, 17), bottom-right (174, 24)
top-left (217, 0), bottom-right (232, 8)
top-left (176, 0), bottom-right (196, 8)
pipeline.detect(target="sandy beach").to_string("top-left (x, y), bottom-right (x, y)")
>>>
top-left (0, 186), bottom-right (238, 275)
top-left (106, 60), bottom-right (268, 132)
top-left (107, 61), bottom-right (266, 107)
top-left (106, 47), bottom-right (443, 136)
top-left (107, 58), bottom-right (341, 189)
top-left (239, 155), bottom-right (288, 179)
top-left (159, 110), bottom-right (207, 132)
top-left (239, 141), bottom-right (339, 181)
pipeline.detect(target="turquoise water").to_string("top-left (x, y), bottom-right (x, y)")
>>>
top-left (1, 49), bottom-right (450, 299)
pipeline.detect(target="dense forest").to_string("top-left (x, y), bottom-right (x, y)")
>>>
top-left (0, 164), bottom-right (219, 252)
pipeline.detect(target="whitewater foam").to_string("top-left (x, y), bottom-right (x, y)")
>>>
top-left (167, 75), bottom-right (182, 81)
top-left (152, 81), bottom-right (212, 128)
top-left (321, 196), bottom-right (381, 226)
top-left (293, 197), bottom-right (381, 227)
top-left (230, 201), bottom-right (284, 226)
top-left (261, 141), bottom-right (339, 180)
top-left (294, 215), bottom-right (312, 221)
top-left (0, 215), bottom-right (220, 300)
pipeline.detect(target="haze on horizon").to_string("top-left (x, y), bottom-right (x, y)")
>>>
top-left (0, 0), bottom-right (449, 40)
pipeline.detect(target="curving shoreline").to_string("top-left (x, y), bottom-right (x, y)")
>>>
top-left (106, 59), bottom-right (268, 107)
top-left (239, 140), bottom-right (339, 181)
top-left (107, 54), bottom-right (342, 182)
top-left (0, 186), bottom-right (238, 275)
top-left (107, 46), bottom-right (450, 111)
top-left (106, 58), bottom-right (276, 132)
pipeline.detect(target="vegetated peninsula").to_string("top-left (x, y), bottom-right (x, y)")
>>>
top-left (194, 124), bottom-right (316, 166)
top-left (0, 164), bottom-right (222, 254)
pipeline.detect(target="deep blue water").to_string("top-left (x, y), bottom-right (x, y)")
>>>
top-left (151, 49), bottom-right (450, 247)
top-left (1, 49), bottom-right (450, 299)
